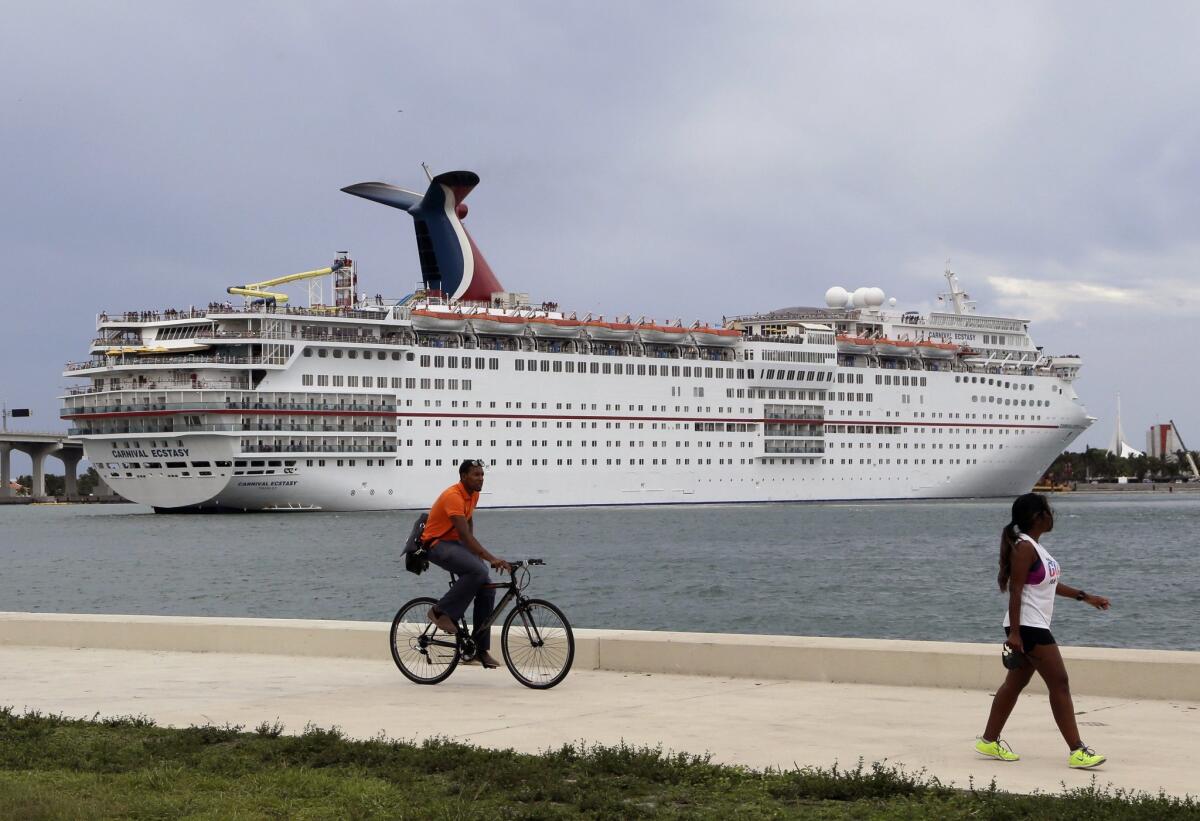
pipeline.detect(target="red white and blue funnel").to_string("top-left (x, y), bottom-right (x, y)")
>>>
top-left (341, 170), bottom-right (503, 302)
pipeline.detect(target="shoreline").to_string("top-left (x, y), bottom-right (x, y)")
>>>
top-left (3, 611), bottom-right (1197, 701)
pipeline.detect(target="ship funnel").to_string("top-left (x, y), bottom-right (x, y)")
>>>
top-left (341, 170), bottom-right (503, 301)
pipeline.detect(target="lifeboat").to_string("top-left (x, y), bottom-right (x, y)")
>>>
top-left (637, 323), bottom-right (690, 344)
top-left (410, 308), bottom-right (468, 333)
top-left (691, 327), bottom-right (742, 347)
top-left (873, 338), bottom-right (916, 357)
top-left (916, 340), bottom-right (958, 359)
top-left (835, 334), bottom-right (875, 354)
top-left (583, 321), bottom-right (636, 341)
top-left (528, 317), bottom-right (583, 338)
top-left (468, 313), bottom-right (527, 335)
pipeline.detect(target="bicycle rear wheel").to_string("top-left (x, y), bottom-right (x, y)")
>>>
top-left (501, 598), bottom-right (574, 689)
top-left (390, 596), bottom-right (459, 684)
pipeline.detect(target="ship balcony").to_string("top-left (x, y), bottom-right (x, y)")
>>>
top-left (97, 305), bottom-right (389, 326)
top-left (763, 423), bottom-right (825, 438)
top-left (70, 421), bottom-right (397, 436)
top-left (760, 440), bottom-right (826, 455)
top-left (62, 399), bottom-right (398, 416)
top-left (64, 353), bottom-right (291, 374)
top-left (238, 442), bottom-right (398, 454)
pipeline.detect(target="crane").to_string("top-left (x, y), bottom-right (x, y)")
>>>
top-left (227, 259), bottom-right (345, 305)
top-left (1168, 419), bottom-right (1200, 480)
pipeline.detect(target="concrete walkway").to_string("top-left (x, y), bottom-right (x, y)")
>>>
top-left (1, 645), bottom-right (1195, 798)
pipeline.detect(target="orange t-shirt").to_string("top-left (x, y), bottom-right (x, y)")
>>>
top-left (422, 482), bottom-right (479, 544)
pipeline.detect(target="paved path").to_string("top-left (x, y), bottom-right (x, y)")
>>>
top-left (1, 646), bottom-right (1195, 798)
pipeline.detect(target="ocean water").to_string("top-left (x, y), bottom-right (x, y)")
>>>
top-left (1, 494), bottom-right (1196, 651)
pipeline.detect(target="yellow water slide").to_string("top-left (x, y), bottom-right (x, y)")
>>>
top-left (227, 260), bottom-right (344, 303)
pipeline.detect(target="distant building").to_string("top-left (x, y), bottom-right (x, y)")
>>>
top-left (1107, 394), bottom-right (1144, 458)
top-left (1148, 423), bottom-right (1184, 461)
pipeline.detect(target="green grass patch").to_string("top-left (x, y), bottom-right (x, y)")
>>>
top-left (0, 706), bottom-right (1194, 819)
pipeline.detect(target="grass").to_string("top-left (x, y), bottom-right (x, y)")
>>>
top-left (0, 706), bottom-right (1195, 819)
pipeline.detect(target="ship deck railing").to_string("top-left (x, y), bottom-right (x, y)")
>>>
top-left (66, 354), bottom-right (290, 372)
top-left (71, 423), bottom-right (396, 436)
top-left (238, 444), bottom-right (397, 454)
top-left (63, 400), bottom-right (398, 416)
top-left (98, 305), bottom-right (388, 324)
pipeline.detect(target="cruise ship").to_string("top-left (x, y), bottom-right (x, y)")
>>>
top-left (61, 169), bottom-right (1093, 511)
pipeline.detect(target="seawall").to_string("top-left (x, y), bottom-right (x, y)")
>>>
top-left (2, 612), bottom-right (1196, 701)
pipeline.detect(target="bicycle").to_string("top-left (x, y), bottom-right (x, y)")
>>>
top-left (390, 559), bottom-right (574, 689)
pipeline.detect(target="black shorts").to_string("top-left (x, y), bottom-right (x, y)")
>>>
top-left (1005, 625), bottom-right (1056, 648)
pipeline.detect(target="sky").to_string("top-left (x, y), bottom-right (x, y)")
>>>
top-left (3, 1), bottom-right (1199, 474)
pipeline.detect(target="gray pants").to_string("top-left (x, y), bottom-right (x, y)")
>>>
top-left (428, 540), bottom-right (495, 651)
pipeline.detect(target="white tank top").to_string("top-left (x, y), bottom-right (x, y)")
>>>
top-left (1002, 534), bottom-right (1060, 629)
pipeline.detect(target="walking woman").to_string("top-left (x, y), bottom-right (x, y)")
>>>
top-left (975, 493), bottom-right (1110, 768)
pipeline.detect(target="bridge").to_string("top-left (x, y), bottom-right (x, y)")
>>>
top-left (0, 432), bottom-right (86, 498)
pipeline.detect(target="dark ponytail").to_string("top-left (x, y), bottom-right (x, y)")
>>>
top-left (998, 493), bottom-right (1052, 591)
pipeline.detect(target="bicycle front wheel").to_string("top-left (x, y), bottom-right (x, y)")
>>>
top-left (390, 596), bottom-right (459, 685)
top-left (501, 598), bottom-right (574, 689)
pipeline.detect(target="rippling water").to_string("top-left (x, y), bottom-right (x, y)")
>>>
top-left (2, 494), bottom-right (1196, 651)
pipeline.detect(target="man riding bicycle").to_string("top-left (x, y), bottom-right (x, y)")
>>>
top-left (423, 459), bottom-right (512, 669)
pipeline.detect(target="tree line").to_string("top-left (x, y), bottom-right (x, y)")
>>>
top-left (1042, 448), bottom-right (1200, 484)
top-left (10, 467), bottom-right (103, 497)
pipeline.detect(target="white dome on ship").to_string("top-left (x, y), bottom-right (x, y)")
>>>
top-left (824, 286), bottom-right (849, 308)
top-left (865, 287), bottom-right (886, 307)
top-left (852, 287), bottom-right (870, 308)
top-left (888, 297), bottom-right (897, 307)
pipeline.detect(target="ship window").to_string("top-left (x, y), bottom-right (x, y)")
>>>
top-left (489, 358), bottom-right (500, 370)
top-left (540, 360), bottom-right (550, 372)
top-left (420, 355), bottom-right (430, 367)
top-left (348, 350), bottom-right (358, 359)
top-left (303, 349), bottom-right (312, 357)
top-left (318, 349), bottom-right (328, 358)
top-left (166, 461), bottom-right (186, 468)
top-left (333, 349), bottom-right (343, 358)
top-left (191, 461), bottom-right (211, 467)
top-left (251, 460), bottom-right (265, 467)
top-left (235, 460), bottom-right (247, 467)
top-left (515, 360), bottom-right (524, 371)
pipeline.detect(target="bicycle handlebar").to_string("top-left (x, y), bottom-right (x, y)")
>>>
top-left (508, 558), bottom-right (545, 570)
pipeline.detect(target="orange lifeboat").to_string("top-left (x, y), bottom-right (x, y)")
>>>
top-left (916, 340), bottom-right (958, 359)
top-left (528, 316), bottom-right (583, 338)
top-left (637, 323), bottom-right (690, 344)
top-left (583, 321), bottom-right (636, 341)
top-left (873, 338), bottom-right (917, 357)
top-left (410, 308), bottom-right (468, 333)
top-left (835, 334), bottom-right (875, 354)
top-left (467, 313), bottom-right (527, 335)
top-left (691, 327), bottom-right (742, 347)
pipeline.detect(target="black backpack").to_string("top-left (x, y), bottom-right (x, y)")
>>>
top-left (403, 513), bottom-right (430, 575)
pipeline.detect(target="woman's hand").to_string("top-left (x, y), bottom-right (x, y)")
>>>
top-left (1085, 594), bottom-right (1110, 611)
top-left (1005, 633), bottom-right (1024, 654)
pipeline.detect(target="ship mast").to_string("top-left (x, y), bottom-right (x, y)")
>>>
top-left (941, 264), bottom-right (975, 315)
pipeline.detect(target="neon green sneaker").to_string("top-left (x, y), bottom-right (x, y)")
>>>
top-left (1068, 745), bottom-right (1106, 769)
top-left (975, 737), bottom-right (1020, 761)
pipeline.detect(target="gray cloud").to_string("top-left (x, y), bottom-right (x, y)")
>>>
top-left (2, 1), bottom-right (1198, 473)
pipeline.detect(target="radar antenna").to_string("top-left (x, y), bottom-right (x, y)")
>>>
top-left (940, 263), bottom-right (975, 315)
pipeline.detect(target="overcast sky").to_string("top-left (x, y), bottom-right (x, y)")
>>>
top-left (3, 2), bottom-right (1198, 474)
